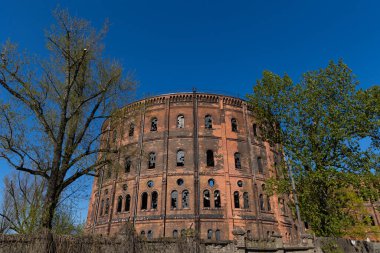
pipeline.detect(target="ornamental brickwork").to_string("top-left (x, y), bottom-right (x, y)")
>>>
top-left (85, 92), bottom-right (300, 243)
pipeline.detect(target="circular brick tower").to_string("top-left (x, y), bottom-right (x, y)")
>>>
top-left (85, 92), bottom-right (298, 242)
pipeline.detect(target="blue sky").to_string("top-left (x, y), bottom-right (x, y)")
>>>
top-left (1, 0), bottom-right (380, 223)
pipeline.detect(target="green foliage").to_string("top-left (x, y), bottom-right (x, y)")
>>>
top-left (248, 60), bottom-right (380, 237)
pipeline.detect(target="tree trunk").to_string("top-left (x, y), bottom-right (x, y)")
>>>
top-left (41, 173), bottom-right (61, 229)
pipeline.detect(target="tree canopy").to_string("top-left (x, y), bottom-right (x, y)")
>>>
top-left (0, 9), bottom-right (135, 229)
top-left (248, 60), bottom-right (379, 237)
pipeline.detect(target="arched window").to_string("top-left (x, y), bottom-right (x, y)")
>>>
top-left (141, 192), bottom-right (148, 210)
top-left (147, 230), bottom-right (153, 239)
top-left (182, 190), bottom-right (189, 208)
top-left (171, 190), bottom-right (178, 208)
top-left (148, 152), bottom-right (156, 169)
top-left (203, 190), bottom-right (210, 208)
top-left (279, 198), bottom-right (285, 214)
top-left (257, 157), bottom-right (263, 173)
top-left (129, 123), bottom-right (135, 136)
top-left (117, 196), bottom-right (123, 213)
top-left (177, 150), bottom-right (185, 166)
top-left (173, 230), bottom-right (178, 238)
top-left (205, 115), bottom-right (212, 129)
top-left (253, 124), bottom-right (257, 137)
top-left (151, 118), bottom-right (157, 131)
top-left (215, 229), bottom-right (221, 241)
top-left (105, 198), bottom-right (110, 214)
top-left (206, 150), bottom-right (214, 167)
top-left (231, 118), bottom-right (238, 132)
top-left (243, 192), bottom-right (249, 209)
top-left (207, 229), bottom-right (213, 239)
top-left (267, 196), bottom-right (271, 211)
top-left (100, 199), bottom-right (104, 216)
top-left (141, 231), bottom-right (145, 237)
top-left (234, 152), bottom-right (241, 169)
top-left (214, 190), bottom-right (221, 208)
top-left (177, 115), bottom-right (184, 128)
top-left (151, 191), bottom-right (158, 209)
top-left (247, 230), bottom-right (252, 239)
top-left (125, 194), bottom-right (131, 212)
top-left (259, 194), bottom-right (264, 211)
top-left (125, 157), bottom-right (131, 173)
top-left (234, 191), bottom-right (240, 208)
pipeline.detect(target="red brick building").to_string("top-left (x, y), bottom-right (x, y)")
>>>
top-left (85, 92), bottom-right (300, 242)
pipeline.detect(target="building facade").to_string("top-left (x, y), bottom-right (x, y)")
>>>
top-left (85, 92), bottom-right (299, 242)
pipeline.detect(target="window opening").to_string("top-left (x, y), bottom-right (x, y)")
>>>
top-left (207, 229), bottom-right (213, 239)
top-left (206, 150), bottom-right (214, 167)
top-left (208, 178), bottom-right (215, 187)
top-left (205, 115), bottom-right (212, 129)
top-left (215, 229), bottom-right (221, 241)
top-left (243, 192), bottom-right (249, 209)
top-left (129, 123), bottom-right (134, 136)
top-left (147, 230), bottom-right (153, 239)
top-left (253, 124), bottom-right (257, 136)
top-left (125, 194), bottom-right (131, 212)
top-left (214, 190), bottom-right (221, 208)
top-left (234, 152), bottom-right (241, 169)
top-left (182, 190), bottom-right (189, 208)
top-left (173, 230), bottom-right (178, 238)
top-left (151, 191), bottom-right (158, 209)
top-left (141, 192), bottom-right (148, 210)
top-left (125, 157), bottom-right (131, 173)
top-left (234, 191), bottom-right (240, 208)
top-left (105, 198), bottom-right (110, 214)
top-left (203, 190), bottom-right (210, 208)
top-left (257, 157), bottom-right (263, 173)
top-left (117, 196), bottom-right (123, 213)
top-left (177, 115), bottom-right (184, 128)
top-left (147, 180), bottom-right (154, 188)
top-left (171, 190), bottom-right (178, 208)
top-left (231, 118), bottom-right (238, 132)
top-left (177, 178), bottom-right (184, 186)
top-left (148, 152), bottom-right (156, 169)
top-left (259, 194), bottom-right (265, 211)
top-left (100, 199), bottom-right (104, 216)
top-left (177, 150), bottom-right (185, 166)
top-left (237, 180), bottom-right (243, 187)
top-left (151, 118), bottom-right (157, 131)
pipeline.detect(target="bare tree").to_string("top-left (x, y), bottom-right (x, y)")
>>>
top-left (0, 9), bottom-right (135, 229)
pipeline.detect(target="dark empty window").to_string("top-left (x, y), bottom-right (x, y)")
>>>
top-left (100, 199), bottom-right (104, 216)
top-left (214, 190), bottom-right (221, 208)
top-left (117, 196), bottom-right (123, 213)
top-left (234, 152), bottom-right (241, 169)
top-left (253, 124), bottom-right (257, 136)
top-left (177, 150), bottom-right (185, 166)
top-left (129, 123), bottom-right (134, 136)
top-left (231, 118), bottom-right (238, 132)
top-left (148, 152), bottom-right (156, 169)
top-left (182, 190), bottom-right (189, 208)
top-left (125, 194), bottom-right (131, 212)
top-left (259, 194), bottom-right (264, 211)
top-left (151, 118), bottom-right (157, 131)
top-left (267, 196), bottom-right (271, 211)
top-left (205, 115), bottom-right (212, 129)
top-left (215, 229), bottom-right (221, 241)
top-left (257, 157), bottom-right (263, 173)
top-left (141, 192), bottom-right (148, 210)
top-left (177, 115), bottom-right (184, 128)
top-left (247, 230), bottom-right (252, 239)
top-left (171, 190), bottom-right (178, 208)
top-left (206, 150), bottom-right (214, 167)
top-left (243, 192), bottom-right (249, 209)
top-left (105, 198), bottom-right (110, 214)
top-left (203, 190), bottom-right (210, 208)
top-left (234, 191), bottom-right (240, 208)
top-left (141, 231), bottom-right (145, 237)
top-left (147, 230), bottom-right (153, 239)
top-left (125, 157), bottom-right (131, 173)
top-left (207, 229), bottom-right (213, 239)
top-left (151, 191), bottom-right (158, 209)
top-left (173, 230), bottom-right (178, 238)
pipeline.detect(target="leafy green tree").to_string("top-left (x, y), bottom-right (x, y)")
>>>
top-left (0, 9), bottom-right (135, 230)
top-left (248, 60), bottom-right (379, 237)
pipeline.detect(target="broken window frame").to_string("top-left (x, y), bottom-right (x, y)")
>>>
top-left (151, 118), bottom-right (158, 131)
top-left (203, 190), bottom-right (211, 208)
top-left (177, 115), bottom-right (185, 128)
top-left (205, 115), bottom-right (212, 129)
top-left (177, 150), bottom-right (185, 166)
